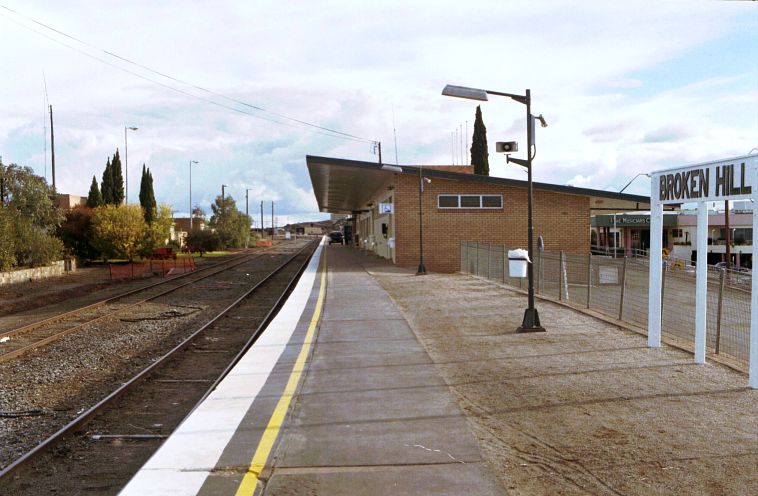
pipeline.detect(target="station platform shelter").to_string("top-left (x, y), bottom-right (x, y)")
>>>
top-left (307, 156), bottom-right (653, 273)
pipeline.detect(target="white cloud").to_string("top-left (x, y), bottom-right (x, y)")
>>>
top-left (0, 0), bottom-right (755, 221)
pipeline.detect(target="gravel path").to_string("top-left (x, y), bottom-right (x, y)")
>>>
top-left (364, 260), bottom-right (757, 496)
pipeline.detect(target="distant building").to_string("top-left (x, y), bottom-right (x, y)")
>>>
top-left (57, 194), bottom-right (86, 210)
top-left (172, 217), bottom-right (207, 247)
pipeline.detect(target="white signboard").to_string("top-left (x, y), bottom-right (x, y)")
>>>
top-left (598, 266), bottom-right (619, 285)
top-left (652, 155), bottom-right (758, 205)
top-left (378, 202), bottom-right (394, 214)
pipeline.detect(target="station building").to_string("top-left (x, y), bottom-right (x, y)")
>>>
top-left (307, 155), bottom-right (650, 273)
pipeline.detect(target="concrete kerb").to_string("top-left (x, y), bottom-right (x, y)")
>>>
top-left (462, 271), bottom-right (750, 376)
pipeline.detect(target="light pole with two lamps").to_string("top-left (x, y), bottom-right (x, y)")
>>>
top-left (124, 126), bottom-right (138, 204)
top-left (442, 84), bottom-right (546, 332)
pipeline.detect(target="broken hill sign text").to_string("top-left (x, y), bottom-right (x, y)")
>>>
top-left (654, 157), bottom-right (758, 205)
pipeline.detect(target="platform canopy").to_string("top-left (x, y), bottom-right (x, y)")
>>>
top-left (308, 155), bottom-right (657, 215)
top-left (307, 156), bottom-right (398, 213)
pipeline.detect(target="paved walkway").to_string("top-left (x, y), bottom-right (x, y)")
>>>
top-left (260, 246), bottom-right (504, 494)
top-left (121, 242), bottom-right (505, 495)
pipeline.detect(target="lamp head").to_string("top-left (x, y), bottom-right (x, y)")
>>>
top-left (128, 126), bottom-right (138, 131)
top-left (442, 84), bottom-right (488, 102)
top-left (536, 115), bottom-right (548, 128)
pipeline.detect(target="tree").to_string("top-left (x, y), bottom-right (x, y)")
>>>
top-left (101, 157), bottom-right (114, 205)
top-left (470, 105), bottom-right (490, 176)
top-left (138, 164), bottom-right (157, 223)
top-left (92, 204), bottom-right (146, 261)
top-left (57, 206), bottom-right (99, 260)
top-left (0, 161), bottom-right (63, 268)
top-left (209, 195), bottom-right (251, 249)
top-left (0, 209), bottom-right (15, 270)
top-left (86, 175), bottom-right (102, 208)
top-left (110, 149), bottom-right (125, 204)
top-left (185, 228), bottom-right (221, 256)
top-left (141, 204), bottom-right (173, 255)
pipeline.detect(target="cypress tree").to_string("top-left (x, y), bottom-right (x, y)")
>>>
top-left (147, 168), bottom-right (157, 216)
top-left (101, 158), bottom-right (113, 205)
top-left (110, 149), bottom-right (125, 204)
top-left (86, 175), bottom-right (102, 207)
top-left (470, 105), bottom-right (490, 176)
top-left (139, 164), bottom-right (157, 223)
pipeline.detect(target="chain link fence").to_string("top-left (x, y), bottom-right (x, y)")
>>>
top-left (460, 241), bottom-right (750, 365)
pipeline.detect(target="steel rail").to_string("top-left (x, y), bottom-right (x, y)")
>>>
top-left (0, 252), bottom-right (263, 340)
top-left (0, 250), bottom-right (277, 364)
top-left (0, 240), bottom-right (317, 481)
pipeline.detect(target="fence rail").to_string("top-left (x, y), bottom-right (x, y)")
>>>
top-left (460, 241), bottom-right (750, 365)
top-left (109, 257), bottom-right (197, 280)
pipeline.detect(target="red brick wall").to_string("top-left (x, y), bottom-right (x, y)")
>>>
top-left (394, 175), bottom-right (590, 272)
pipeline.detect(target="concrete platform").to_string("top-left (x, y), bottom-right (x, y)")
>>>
top-left (120, 242), bottom-right (505, 495)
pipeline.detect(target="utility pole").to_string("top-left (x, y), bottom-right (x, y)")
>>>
top-left (49, 105), bottom-right (56, 190)
top-left (725, 200), bottom-right (731, 270)
top-left (221, 184), bottom-right (227, 202)
top-left (260, 200), bottom-right (264, 239)
top-left (271, 201), bottom-right (275, 237)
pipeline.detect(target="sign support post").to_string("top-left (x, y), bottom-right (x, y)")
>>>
top-left (648, 190), bottom-right (663, 348)
top-left (695, 201), bottom-right (709, 363)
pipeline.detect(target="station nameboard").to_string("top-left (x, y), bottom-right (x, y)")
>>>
top-left (652, 155), bottom-right (758, 205)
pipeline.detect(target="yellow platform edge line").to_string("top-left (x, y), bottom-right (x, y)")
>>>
top-left (235, 249), bottom-right (327, 496)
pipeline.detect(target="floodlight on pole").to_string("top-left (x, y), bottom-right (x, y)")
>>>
top-left (443, 83), bottom-right (544, 332)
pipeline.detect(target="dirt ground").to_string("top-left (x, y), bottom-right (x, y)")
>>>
top-left (366, 264), bottom-right (757, 495)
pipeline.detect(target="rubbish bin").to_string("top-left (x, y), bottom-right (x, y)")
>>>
top-left (508, 249), bottom-right (530, 278)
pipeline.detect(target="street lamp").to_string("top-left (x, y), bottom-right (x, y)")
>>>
top-left (189, 160), bottom-right (199, 230)
top-left (124, 126), bottom-right (138, 204)
top-left (442, 84), bottom-right (545, 332)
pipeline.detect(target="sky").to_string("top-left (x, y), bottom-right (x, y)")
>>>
top-left (0, 1), bottom-right (756, 225)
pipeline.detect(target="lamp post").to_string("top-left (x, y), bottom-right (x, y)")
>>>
top-left (189, 160), bottom-right (198, 230)
top-left (442, 84), bottom-right (545, 332)
top-left (222, 184), bottom-right (228, 202)
top-left (124, 126), bottom-right (138, 204)
top-left (417, 165), bottom-right (427, 275)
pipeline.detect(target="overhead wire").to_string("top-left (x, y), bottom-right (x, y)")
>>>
top-left (0, 4), bottom-right (374, 144)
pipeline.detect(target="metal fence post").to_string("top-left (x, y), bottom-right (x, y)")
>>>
top-left (487, 243), bottom-right (491, 280)
top-left (661, 261), bottom-right (667, 310)
top-left (587, 253), bottom-right (592, 309)
top-left (537, 248), bottom-right (543, 294)
top-left (559, 251), bottom-right (565, 301)
top-left (618, 257), bottom-right (628, 321)
top-left (475, 242), bottom-right (480, 276)
top-left (716, 268), bottom-right (725, 354)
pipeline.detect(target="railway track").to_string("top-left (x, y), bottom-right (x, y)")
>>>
top-left (0, 249), bottom-right (275, 364)
top-left (0, 239), bottom-right (318, 493)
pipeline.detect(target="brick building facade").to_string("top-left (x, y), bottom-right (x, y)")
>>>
top-left (307, 156), bottom-right (649, 273)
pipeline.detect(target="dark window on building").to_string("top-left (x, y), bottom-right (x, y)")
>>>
top-left (438, 195), bottom-right (459, 208)
top-left (482, 195), bottom-right (502, 208)
top-left (437, 194), bottom-right (503, 209)
top-left (460, 195), bottom-right (481, 208)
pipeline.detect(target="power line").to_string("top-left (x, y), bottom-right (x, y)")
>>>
top-left (0, 4), bottom-right (374, 144)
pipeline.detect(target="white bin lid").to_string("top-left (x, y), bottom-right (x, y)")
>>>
top-left (507, 249), bottom-right (531, 262)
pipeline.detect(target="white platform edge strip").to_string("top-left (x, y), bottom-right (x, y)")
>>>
top-left (119, 238), bottom-right (326, 496)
